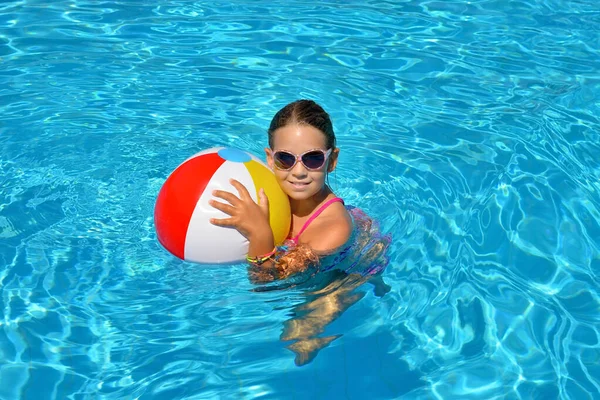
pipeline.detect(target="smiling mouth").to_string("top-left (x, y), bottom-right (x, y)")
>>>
top-left (289, 181), bottom-right (310, 188)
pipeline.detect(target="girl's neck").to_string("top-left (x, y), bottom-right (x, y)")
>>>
top-left (290, 186), bottom-right (333, 218)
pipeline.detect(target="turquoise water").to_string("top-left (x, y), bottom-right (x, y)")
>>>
top-left (1, 0), bottom-right (600, 398)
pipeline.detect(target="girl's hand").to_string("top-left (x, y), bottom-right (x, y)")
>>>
top-left (209, 179), bottom-right (271, 240)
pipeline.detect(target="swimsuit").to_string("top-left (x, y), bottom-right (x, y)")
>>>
top-left (285, 197), bottom-right (344, 246)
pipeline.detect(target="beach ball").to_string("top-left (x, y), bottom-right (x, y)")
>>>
top-left (154, 147), bottom-right (291, 264)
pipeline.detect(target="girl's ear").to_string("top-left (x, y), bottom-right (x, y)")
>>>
top-left (328, 148), bottom-right (340, 172)
top-left (265, 147), bottom-right (274, 170)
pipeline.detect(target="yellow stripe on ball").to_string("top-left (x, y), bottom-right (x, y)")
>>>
top-left (245, 159), bottom-right (291, 245)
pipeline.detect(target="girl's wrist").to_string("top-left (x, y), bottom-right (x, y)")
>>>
top-left (247, 221), bottom-right (273, 241)
top-left (246, 247), bottom-right (277, 265)
top-left (248, 226), bottom-right (275, 254)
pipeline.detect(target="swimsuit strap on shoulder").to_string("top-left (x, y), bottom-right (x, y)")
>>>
top-left (290, 197), bottom-right (344, 244)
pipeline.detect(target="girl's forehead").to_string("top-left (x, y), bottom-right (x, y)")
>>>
top-left (272, 124), bottom-right (327, 149)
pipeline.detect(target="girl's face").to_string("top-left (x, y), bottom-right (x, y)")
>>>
top-left (265, 124), bottom-right (338, 201)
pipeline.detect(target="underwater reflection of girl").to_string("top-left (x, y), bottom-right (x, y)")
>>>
top-left (281, 272), bottom-right (389, 366)
top-left (209, 99), bottom-right (392, 364)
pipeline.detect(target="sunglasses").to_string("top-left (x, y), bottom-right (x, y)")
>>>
top-left (272, 148), bottom-right (333, 171)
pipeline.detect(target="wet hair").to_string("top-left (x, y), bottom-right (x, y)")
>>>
top-left (248, 244), bottom-right (320, 283)
top-left (268, 99), bottom-right (336, 149)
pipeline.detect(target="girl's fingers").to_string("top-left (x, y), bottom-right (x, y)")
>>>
top-left (209, 200), bottom-right (236, 215)
top-left (209, 216), bottom-right (236, 227)
top-left (258, 188), bottom-right (270, 216)
top-left (212, 189), bottom-right (241, 205)
top-left (229, 179), bottom-right (252, 202)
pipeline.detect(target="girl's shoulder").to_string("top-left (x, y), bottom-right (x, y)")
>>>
top-left (303, 200), bottom-right (353, 253)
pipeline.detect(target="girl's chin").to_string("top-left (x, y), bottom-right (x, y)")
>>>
top-left (284, 187), bottom-right (322, 201)
top-left (285, 191), bottom-right (315, 201)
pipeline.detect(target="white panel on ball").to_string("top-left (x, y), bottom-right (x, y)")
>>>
top-left (184, 160), bottom-right (257, 264)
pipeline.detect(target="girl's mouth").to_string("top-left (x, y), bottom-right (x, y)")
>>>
top-left (289, 181), bottom-right (310, 189)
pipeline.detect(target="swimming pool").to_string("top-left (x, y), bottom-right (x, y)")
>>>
top-left (1, 0), bottom-right (599, 398)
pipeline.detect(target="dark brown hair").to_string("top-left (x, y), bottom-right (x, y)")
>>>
top-left (268, 99), bottom-right (336, 149)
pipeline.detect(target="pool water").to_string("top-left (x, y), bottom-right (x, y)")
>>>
top-left (1, 0), bottom-right (600, 399)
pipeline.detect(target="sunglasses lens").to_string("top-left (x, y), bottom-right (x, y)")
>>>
top-left (274, 151), bottom-right (296, 170)
top-left (301, 151), bottom-right (326, 169)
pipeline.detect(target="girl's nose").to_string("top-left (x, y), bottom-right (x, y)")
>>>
top-left (290, 160), bottom-right (308, 176)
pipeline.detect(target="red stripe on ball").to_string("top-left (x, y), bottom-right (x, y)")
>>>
top-left (154, 152), bottom-right (226, 260)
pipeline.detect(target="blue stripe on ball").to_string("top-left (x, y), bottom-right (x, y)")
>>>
top-left (218, 147), bottom-right (252, 163)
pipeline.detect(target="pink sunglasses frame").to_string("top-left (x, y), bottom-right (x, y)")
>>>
top-left (271, 148), bottom-right (333, 171)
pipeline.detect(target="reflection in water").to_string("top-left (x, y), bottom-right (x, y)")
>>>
top-left (282, 272), bottom-right (391, 366)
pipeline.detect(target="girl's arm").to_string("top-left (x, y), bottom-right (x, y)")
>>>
top-left (246, 223), bottom-right (276, 261)
top-left (309, 223), bottom-right (352, 254)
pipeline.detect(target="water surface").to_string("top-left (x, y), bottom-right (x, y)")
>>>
top-left (1, 0), bottom-right (600, 399)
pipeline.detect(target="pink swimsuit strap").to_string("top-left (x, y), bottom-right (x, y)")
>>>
top-left (289, 197), bottom-right (344, 245)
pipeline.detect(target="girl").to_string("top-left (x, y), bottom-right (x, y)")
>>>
top-left (209, 99), bottom-right (354, 280)
top-left (209, 100), bottom-right (390, 364)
